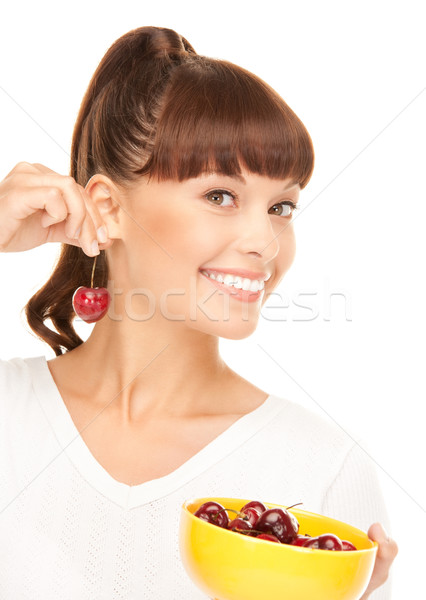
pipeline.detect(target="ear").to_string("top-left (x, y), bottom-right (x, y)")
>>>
top-left (84, 175), bottom-right (123, 239)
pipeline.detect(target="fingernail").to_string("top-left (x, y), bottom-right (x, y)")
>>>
top-left (97, 225), bottom-right (108, 244)
top-left (73, 226), bottom-right (82, 240)
top-left (91, 240), bottom-right (100, 255)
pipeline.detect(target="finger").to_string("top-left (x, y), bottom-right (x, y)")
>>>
top-left (3, 167), bottom-right (109, 255)
top-left (5, 161), bottom-right (43, 177)
top-left (41, 176), bottom-right (105, 243)
top-left (3, 185), bottom-right (68, 223)
top-left (35, 171), bottom-right (103, 243)
top-left (368, 523), bottom-right (398, 560)
top-left (3, 172), bottom-right (86, 237)
top-left (74, 209), bottom-right (100, 257)
top-left (30, 163), bottom-right (66, 175)
top-left (47, 220), bottom-right (114, 251)
top-left (51, 177), bottom-right (87, 239)
top-left (5, 162), bottom-right (65, 179)
top-left (360, 523), bottom-right (398, 595)
top-left (80, 185), bottom-right (109, 244)
top-left (368, 522), bottom-right (388, 543)
top-left (73, 186), bottom-right (110, 256)
top-left (32, 163), bottom-right (94, 189)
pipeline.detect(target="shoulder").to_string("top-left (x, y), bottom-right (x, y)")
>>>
top-left (0, 355), bottom-right (31, 388)
top-left (256, 394), bottom-right (358, 486)
top-left (267, 394), bottom-right (355, 451)
top-left (0, 355), bottom-right (46, 412)
top-left (235, 394), bottom-right (365, 511)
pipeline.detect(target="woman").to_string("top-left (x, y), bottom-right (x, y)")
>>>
top-left (0, 26), bottom-right (396, 598)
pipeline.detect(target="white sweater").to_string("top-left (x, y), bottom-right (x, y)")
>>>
top-left (0, 355), bottom-right (391, 599)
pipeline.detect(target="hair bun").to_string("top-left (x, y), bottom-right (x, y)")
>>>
top-left (126, 26), bottom-right (196, 59)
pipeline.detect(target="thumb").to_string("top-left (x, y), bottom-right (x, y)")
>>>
top-left (368, 522), bottom-right (398, 563)
top-left (368, 522), bottom-right (389, 544)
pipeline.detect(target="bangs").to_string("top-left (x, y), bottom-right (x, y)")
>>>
top-left (137, 57), bottom-right (314, 188)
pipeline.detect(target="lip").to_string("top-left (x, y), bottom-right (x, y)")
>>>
top-left (199, 267), bottom-right (271, 281)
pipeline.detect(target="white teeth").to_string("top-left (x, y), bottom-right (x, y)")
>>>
top-left (201, 270), bottom-right (264, 292)
top-left (222, 274), bottom-right (244, 288)
top-left (223, 274), bottom-right (236, 286)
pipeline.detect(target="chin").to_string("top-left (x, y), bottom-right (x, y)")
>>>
top-left (220, 329), bottom-right (257, 341)
top-left (194, 317), bottom-right (259, 341)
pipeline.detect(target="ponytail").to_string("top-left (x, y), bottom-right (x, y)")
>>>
top-left (25, 27), bottom-right (195, 355)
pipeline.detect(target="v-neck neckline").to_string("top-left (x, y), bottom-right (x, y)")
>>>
top-left (26, 355), bottom-right (284, 509)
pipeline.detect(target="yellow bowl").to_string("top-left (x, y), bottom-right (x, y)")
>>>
top-left (179, 497), bottom-right (378, 600)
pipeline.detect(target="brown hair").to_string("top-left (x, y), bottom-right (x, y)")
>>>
top-left (24, 26), bottom-right (315, 356)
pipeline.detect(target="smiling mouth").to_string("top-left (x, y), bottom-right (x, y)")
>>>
top-left (199, 270), bottom-right (266, 292)
top-left (198, 270), bottom-right (266, 303)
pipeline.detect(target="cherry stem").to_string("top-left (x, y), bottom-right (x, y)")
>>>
top-left (90, 255), bottom-right (97, 288)
top-left (232, 528), bottom-right (254, 534)
top-left (231, 527), bottom-right (271, 536)
top-left (286, 502), bottom-right (303, 510)
top-left (247, 528), bottom-right (266, 535)
top-left (212, 508), bottom-right (246, 521)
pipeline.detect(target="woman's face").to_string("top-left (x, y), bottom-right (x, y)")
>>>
top-left (110, 170), bottom-right (299, 339)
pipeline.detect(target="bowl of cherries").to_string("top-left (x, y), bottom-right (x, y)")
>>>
top-left (179, 497), bottom-right (378, 600)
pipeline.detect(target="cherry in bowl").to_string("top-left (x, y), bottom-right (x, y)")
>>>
top-left (180, 497), bottom-right (378, 600)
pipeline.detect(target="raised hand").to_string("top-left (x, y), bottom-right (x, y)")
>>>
top-left (0, 162), bottom-right (113, 256)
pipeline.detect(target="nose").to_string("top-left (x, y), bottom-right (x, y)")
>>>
top-left (235, 209), bottom-right (282, 263)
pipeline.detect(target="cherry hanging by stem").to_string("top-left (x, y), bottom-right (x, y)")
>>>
top-left (90, 255), bottom-right (98, 288)
top-left (72, 254), bottom-right (111, 323)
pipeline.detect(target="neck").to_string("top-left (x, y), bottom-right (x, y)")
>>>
top-left (62, 313), bottom-right (234, 422)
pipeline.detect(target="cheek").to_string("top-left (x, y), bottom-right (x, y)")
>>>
top-left (282, 228), bottom-right (296, 269)
top-left (145, 208), bottom-right (225, 264)
top-left (270, 227), bottom-right (297, 287)
top-left (126, 209), bottom-right (219, 280)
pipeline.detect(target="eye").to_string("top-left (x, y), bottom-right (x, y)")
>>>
top-left (269, 201), bottom-right (298, 218)
top-left (205, 189), bottom-right (236, 207)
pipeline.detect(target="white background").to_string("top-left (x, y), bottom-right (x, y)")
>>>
top-left (0, 0), bottom-right (425, 596)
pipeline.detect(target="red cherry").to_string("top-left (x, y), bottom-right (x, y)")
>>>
top-left (302, 536), bottom-right (320, 549)
top-left (241, 507), bottom-right (261, 527)
top-left (303, 533), bottom-right (343, 551)
top-left (194, 502), bottom-right (229, 529)
top-left (341, 540), bottom-right (357, 551)
top-left (256, 508), bottom-right (299, 544)
top-left (256, 533), bottom-right (281, 543)
top-left (72, 286), bottom-right (110, 323)
top-left (318, 534), bottom-right (343, 551)
top-left (228, 518), bottom-right (253, 533)
top-left (240, 500), bottom-right (267, 515)
top-left (291, 535), bottom-right (312, 547)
